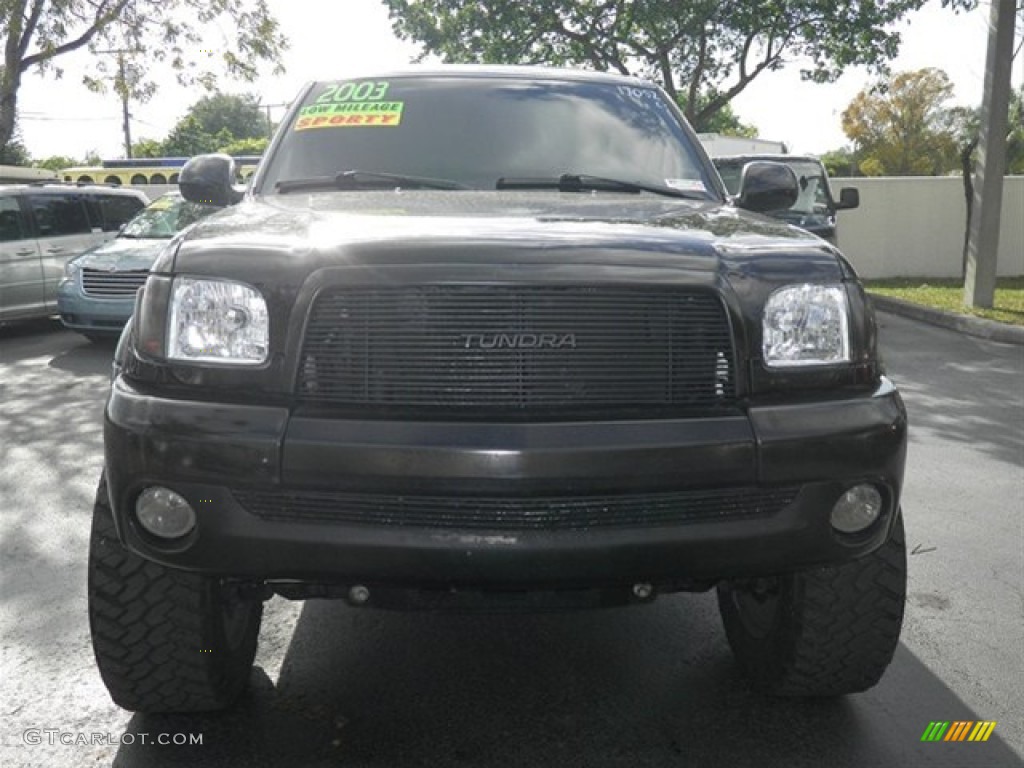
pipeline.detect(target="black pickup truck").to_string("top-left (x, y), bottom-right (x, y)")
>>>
top-left (89, 66), bottom-right (908, 713)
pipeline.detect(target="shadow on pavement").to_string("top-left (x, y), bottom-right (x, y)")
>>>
top-left (877, 313), bottom-right (1024, 468)
top-left (0, 325), bottom-right (111, 650)
top-left (48, 337), bottom-right (116, 378)
top-left (112, 596), bottom-right (1021, 768)
top-left (0, 316), bottom-right (65, 340)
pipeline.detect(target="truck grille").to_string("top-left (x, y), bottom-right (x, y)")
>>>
top-left (297, 286), bottom-right (736, 413)
top-left (232, 487), bottom-right (798, 530)
top-left (81, 268), bottom-right (148, 298)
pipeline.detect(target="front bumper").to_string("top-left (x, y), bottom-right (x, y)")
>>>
top-left (104, 377), bottom-right (907, 588)
top-left (56, 281), bottom-right (133, 334)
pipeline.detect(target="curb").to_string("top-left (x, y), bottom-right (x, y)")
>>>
top-left (868, 294), bottom-right (1024, 346)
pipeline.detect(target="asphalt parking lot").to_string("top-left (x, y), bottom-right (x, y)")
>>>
top-left (1, 313), bottom-right (1021, 768)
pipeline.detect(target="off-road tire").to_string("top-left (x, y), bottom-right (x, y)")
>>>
top-left (717, 513), bottom-right (906, 696)
top-left (88, 473), bottom-right (262, 712)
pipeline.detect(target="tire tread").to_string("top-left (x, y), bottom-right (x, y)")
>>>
top-left (719, 516), bottom-right (907, 696)
top-left (88, 475), bottom-right (260, 712)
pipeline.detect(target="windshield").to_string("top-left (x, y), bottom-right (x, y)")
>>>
top-left (120, 195), bottom-right (218, 239)
top-left (258, 75), bottom-right (716, 198)
top-left (715, 158), bottom-right (834, 215)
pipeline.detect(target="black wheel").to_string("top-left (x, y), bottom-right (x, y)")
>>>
top-left (717, 513), bottom-right (906, 696)
top-left (88, 473), bottom-right (263, 713)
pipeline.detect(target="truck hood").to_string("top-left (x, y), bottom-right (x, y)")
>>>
top-left (164, 191), bottom-right (844, 280)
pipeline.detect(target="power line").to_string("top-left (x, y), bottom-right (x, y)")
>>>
top-left (19, 114), bottom-right (122, 122)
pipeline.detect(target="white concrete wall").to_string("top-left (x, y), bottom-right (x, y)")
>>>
top-left (834, 176), bottom-right (1024, 279)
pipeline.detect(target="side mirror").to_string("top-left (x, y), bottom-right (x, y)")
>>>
top-left (736, 161), bottom-right (799, 213)
top-left (836, 187), bottom-right (860, 210)
top-left (179, 154), bottom-right (242, 207)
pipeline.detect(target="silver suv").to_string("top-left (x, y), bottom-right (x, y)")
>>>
top-left (0, 183), bottom-right (148, 323)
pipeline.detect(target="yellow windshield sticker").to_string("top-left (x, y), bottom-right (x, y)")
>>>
top-left (295, 81), bottom-right (404, 130)
top-left (295, 103), bottom-right (403, 129)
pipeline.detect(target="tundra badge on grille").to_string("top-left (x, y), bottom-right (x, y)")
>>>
top-left (460, 333), bottom-right (577, 350)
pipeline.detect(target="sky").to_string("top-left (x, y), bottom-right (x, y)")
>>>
top-left (14, 0), bottom-right (1024, 161)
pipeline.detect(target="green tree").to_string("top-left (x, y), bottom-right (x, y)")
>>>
top-left (186, 93), bottom-right (267, 142)
top-left (35, 154), bottom-right (78, 170)
top-left (948, 85), bottom-right (1024, 277)
top-left (841, 68), bottom-right (961, 176)
top-left (160, 93), bottom-right (268, 157)
top-left (161, 115), bottom-right (220, 157)
top-left (381, 0), bottom-right (975, 129)
top-left (0, 0), bottom-right (287, 156)
top-left (0, 122), bottom-right (30, 164)
top-left (820, 148), bottom-right (859, 178)
top-left (680, 98), bottom-right (757, 136)
top-left (0, 138), bottom-right (30, 165)
top-left (1002, 85), bottom-right (1024, 174)
top-left (130, 138), bottom-right (165, 158)
top-left (217, 136), bottom-right (269, 156)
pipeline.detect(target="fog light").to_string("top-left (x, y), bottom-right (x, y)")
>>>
top-left (348, 585), bottom-right (370, 605)
top-left (135, 487), bottom-right (196, 539)
top-left (830, 485), bottom-right (883, 534)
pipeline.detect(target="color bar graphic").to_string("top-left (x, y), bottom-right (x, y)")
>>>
top-left (921, 722), bottom-right (950, 742)
top-left (968, 722), bottom-right (997, 742)
top-left (921, 721), bottom-right (996, 742)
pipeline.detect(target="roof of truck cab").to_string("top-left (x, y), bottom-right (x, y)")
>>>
top-left (311, 65), bottom-right (656, 88)
top-left (0, 182), bottom-right (148, 196)
top-left (712, 154), bottom-right (822, 164)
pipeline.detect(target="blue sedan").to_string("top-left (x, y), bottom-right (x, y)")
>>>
top-left (57, 193), bottom-right (218, 341)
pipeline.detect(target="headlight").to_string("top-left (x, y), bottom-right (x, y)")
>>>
top-left (60, 260), bottom-right (81, 287)
top-left (762, 283), bottom-right (850, 367)
top-left (167, 277), bottom-right (269, 365)
top-left (58, 264), bottom-right (79, 290)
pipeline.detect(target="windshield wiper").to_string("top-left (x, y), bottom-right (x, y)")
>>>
top-left (495, 173), bottom-right (704, 199)
top-left (276, 169), bottom-right (468, 193)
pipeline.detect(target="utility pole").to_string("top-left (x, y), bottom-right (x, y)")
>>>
top-left (117, 53), bottom-right (132, 158)
top-left (260, 102), bottom-right (289, 140)
top-left (964, 0), bottom-right (1017, 309)
top-left (96, 49), bottom-right (139, 159)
